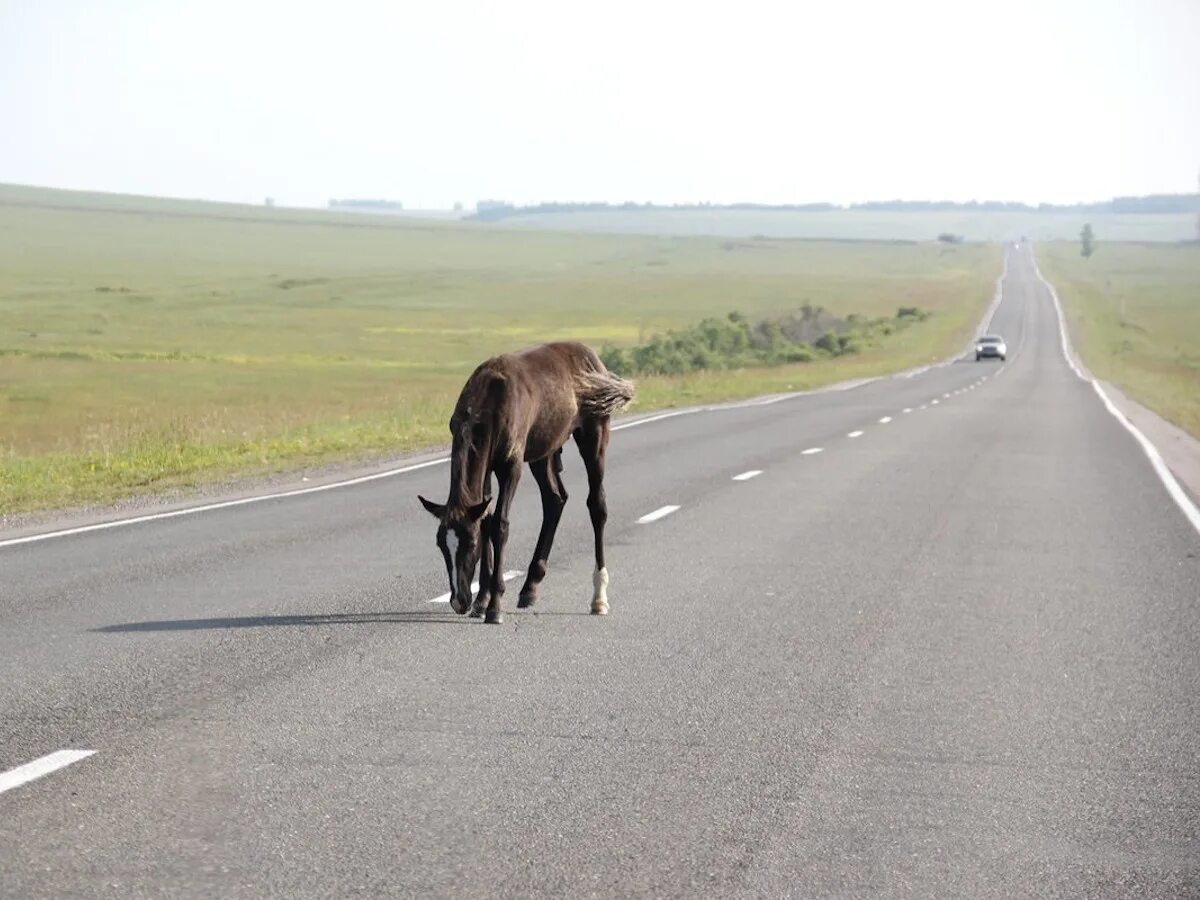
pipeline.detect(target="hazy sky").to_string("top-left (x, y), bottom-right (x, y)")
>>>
top-left (2, 0), bottom-right (1198, 208)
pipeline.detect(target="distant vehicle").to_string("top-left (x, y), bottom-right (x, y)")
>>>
top-left (975, 335), bottom-right (1007, 361)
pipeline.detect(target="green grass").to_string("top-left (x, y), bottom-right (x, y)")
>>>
top-left (0, 184), bottom-right (1000, 514)
top-left (1038, 242), bottom-right (1200, 439)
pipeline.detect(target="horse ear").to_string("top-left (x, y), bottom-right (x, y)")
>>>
top-left (467, 498), bottom-right (490, 522)
top-left (418, 495), bottom-right (446, 518)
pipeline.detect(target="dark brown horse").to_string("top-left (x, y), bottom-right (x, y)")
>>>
top-left (419, 342), bottom-right (635, 624)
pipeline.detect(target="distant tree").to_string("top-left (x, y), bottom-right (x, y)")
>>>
top-left (1080, 224), bottom-right (1095, 258)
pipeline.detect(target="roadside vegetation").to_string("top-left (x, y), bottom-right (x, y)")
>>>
top-left (1039, 242), bottom-right (1200, 439)
top-left (601, 306), bottom-right (930, 376)
top-left (0, 184), bottom-right (999, 515)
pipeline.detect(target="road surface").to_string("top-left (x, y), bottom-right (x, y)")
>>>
top-left (2, 245), bottom-right (1198, 898)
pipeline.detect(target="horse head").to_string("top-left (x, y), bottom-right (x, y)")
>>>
top-left (418, 495), bottom-right (490, 614)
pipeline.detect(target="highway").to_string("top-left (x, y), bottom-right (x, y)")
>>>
top-left (2, 244), bottom-right (1198, 898)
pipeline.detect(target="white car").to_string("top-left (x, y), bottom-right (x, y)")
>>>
top-left (975, 335), bottom-right (1007, 361)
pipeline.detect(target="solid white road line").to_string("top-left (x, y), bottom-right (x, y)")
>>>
top-left (878, 416), bottom-right (892, 424)
top-left (801, 447), bottom-right (823, 455)
top-left (847, 431), bottom-right (864, 438)
top-left (638, 505), bottom-right (680, 524)
top-left (429, 570), bottom-right (521, 603)
top-left (732, 470), bottom-right (763, 481)
top-left (0, 457), bottom-right (452, 550)
top-left (1033, 252), bottom-right (1200, 537)
top-left (0, 750), bottom-right (96, 796)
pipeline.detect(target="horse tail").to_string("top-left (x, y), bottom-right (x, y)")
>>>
top-left (576, 369), bottom-right (636, 418)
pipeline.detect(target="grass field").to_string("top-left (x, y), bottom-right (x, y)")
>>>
top-left (1, 184), bottom-right (1000, 515)
top-left (1038, 242), bottom-right (1200, 440)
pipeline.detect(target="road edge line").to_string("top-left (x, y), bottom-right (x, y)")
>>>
top-left (1032, 249), bottom-right (1200, 538)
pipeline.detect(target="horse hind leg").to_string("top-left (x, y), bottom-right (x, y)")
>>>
top-left (574, 417), bottom-right (610, 615)
top-left (518, 454), bottom-right (567, 609)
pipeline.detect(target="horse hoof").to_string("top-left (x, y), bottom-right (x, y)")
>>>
top-left (590, 602), bottom-right (609, 616)
top-left (517, 592), bottom-right (536, 609)
top-left (484, 609), bottom-right (504, 625)
top-left (468, 607), bottom-right (484, 618)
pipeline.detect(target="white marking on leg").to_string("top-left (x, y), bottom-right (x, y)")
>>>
top-left (732, 470), bottom-right (762, 481)
top-left (591, 566), bottom-right (610, 615)
top-left (0, 750), bottom-right (96, 796)
top-left (638, 505), bottom-right (680, 524)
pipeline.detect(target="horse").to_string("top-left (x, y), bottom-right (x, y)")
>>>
top-left (418, 342), bottom-right (635, 624)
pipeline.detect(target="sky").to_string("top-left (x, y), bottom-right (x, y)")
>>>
top-left (2, 0), bottom-right (1198, 209)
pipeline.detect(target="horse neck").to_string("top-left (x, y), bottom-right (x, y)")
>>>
top-left (447, 427), bottom-right (490, 508)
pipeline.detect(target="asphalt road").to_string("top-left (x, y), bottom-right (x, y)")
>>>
top-left (2, 245), bottom-right (1198, 898)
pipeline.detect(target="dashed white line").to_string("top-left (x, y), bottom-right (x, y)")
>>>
top-left (847, 430), bottom-right (864, 438)
top-left (942, 392), bottom-right (952, 398)
top-left (878, 416), bottom-right (892, 424)
top-left (919, 404), bottom-right (928, 410)
top-left (430, 570), bottom-right (520, 603)
top-left (902, 408), bottom-right (913, 413)
top-left (732, 470), bottom-right (762, 481)
top-left (0, 750), bottom-right (96, 796)
top-left (638, 505), bottom-right (680, 524)
top-left (801, 447), bottom-right (823, 455)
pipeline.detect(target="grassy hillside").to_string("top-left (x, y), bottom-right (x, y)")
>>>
top-left (1039, 242), bottom-right (1200, 439)
top-left (1, 184), bottom-right (1000, 514)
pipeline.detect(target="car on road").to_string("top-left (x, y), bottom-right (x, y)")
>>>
top-left (975, 335), bottom-right (1007, 361)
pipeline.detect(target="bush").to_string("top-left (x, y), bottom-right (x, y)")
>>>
top-left (603, 304), bottom-right (930, 376)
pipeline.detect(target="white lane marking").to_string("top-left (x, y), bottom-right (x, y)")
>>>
top-left (919, 405), bottom-right (928, 410)
top-left (638, 505), bottom-right (680, 524)
top-left (801, 447), bottom-right (823, 455)
top-left (429, 570), bottom-right (520, 603)
top-left (0, 457), bottom-right (451, 550)
top-left (611, 409), bottom-right (697, 432)
top-left (903, 408), bottom-right (912, 413)
top-left (1033, 252), bottom-right (1200, 537)
top-left (0, 750), bottom-right (96, 796)
top-left (942, 392), bottom-right (952, 398)
top-left (931, 399), bottom-right (940, 405)
top-left (732, 470), bottom-right (762, 481)
top-left (847, 431), bottom-right (864, 438)
top-left (878, 416), bottom-right (892, 424)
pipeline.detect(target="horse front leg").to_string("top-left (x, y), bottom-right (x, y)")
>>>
top-left (484, 460), bottom-right (521, 625)
top-left (518, 453), bottom-right (567, 609)
top-left (470, 512), bottom-right (494, 618)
